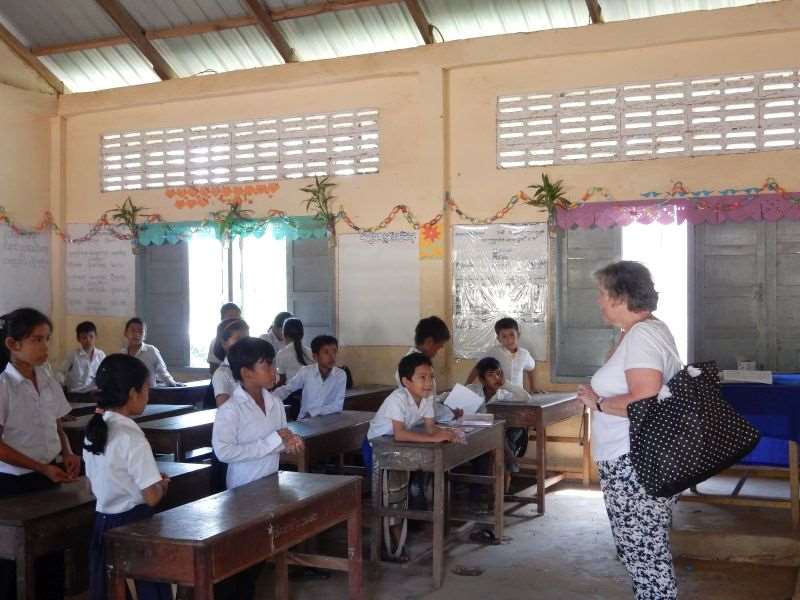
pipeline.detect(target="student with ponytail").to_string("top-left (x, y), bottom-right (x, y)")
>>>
top-left (82, 354), bottom-right (171, 600)
top-left (0, 308), bottom-right (78, 599)
top-left (274, 317), bottom-right (313, 384)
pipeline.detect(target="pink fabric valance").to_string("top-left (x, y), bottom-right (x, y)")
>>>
top-left (556, 193), bottom-right (800, 230)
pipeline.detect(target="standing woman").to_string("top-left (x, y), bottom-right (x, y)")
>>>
top-left (576, 261), bottom-right (682, 600)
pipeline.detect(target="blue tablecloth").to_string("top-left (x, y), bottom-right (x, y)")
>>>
top-left (722, 374), bottom-right (800, 467)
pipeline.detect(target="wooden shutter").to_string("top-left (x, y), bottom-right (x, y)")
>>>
top-left (287, 238), bottom-right (334, 341)
top-left (774, 221), bottom-right (800, 371)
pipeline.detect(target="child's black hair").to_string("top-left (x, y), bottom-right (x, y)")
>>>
top-left (213, 318), bottom-right (249, 361)
top-left (311, 334), bottom-right (338, 355)
top-left (124, 317), bottom-right (145, 332)
top-left (282, 318), bottom-right (308, 367)
top-left (76, 321), bottom-right (97, 337)
top-left (227, 337), bottom-right (275, 382)
top-left (494, 317), bottom-right (519, 335)
top-left (0, 308), bottom-right (52, 371)
top-left (475, 356), bottom-right (502, 379)
top-left (398, 352), bottom-right (432, 383)
top-left (414, 316), bottom-right (450, 346)
top-left (272, 311), bottom-right (293, 332)
top-left (219, 302), bottom-right (240, 319)
top-left (84, 354), bottom-right (150, 455)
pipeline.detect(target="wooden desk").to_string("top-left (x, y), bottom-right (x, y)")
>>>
top-left (63, 404), bottom-right (194, 454)
top-left (281, 410), bottom-right (373, 472)
top-left (343, 385), bottom-right (394, 412)
top-left (487, 393), bottom-right (588, 514)
top-left (0, 463), bottom-right (211, 600)
top-left (105, 471), bottom-right (363, 600)
top-left (369, 423), bottom-right (505, 588)
top-left (141, 409), bottom-right (216, 461)
top-left (149, 379), bottom-right (210, 406)
top-left (68, 401), bottom-right (96, 416)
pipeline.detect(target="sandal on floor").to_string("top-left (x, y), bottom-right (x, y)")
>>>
top-left (469, 528), bottom-right (500, 545)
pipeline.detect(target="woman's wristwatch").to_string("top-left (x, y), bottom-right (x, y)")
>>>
top-left (595, 397), bottom-right (605, 412)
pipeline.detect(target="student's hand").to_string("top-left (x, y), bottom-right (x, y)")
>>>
top-left (433, 429), bottom-right (459, 443)
top-left (63, 454), bottom-right (81, 479)
top-left (170, 381), bottom-right (186, 388)
top-left (280, 432), bottom-right (304, 454)
top-left (159, 473), bottom-right (171, 491)
top-left (41, 464), bottom-right (72, 483)
top-left (451, 408), bottom-right (464, 420)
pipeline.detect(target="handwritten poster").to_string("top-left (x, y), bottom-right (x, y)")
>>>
top-left (0, 224), bottom-right (51, 315)
top-left (66, 224), bottom-right (136, 317)
top-left (337, 231), bottom-right (420, 346)
top-left (452, 223), bottom-right (548, 359)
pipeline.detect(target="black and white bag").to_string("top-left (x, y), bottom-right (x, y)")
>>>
top-left (627, 357), bottom-right (761, 498)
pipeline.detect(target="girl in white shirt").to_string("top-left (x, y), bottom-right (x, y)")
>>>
top-left (274, 317), bottom-right (313, 384)
top-left (120, 317), bottom-right (181, 388)
top-left (211, 318), bottom-right (250, 407)
top-left (83, 353), bottom-right (171, 600)
top-left (259, 310), bottom-right (292, 352)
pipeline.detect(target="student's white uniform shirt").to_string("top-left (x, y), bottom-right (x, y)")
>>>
top-left (212, 384), bottom-right (286, 490)
top-left (274, 364), bottom-right (346, 419)
top-left (486, 345), bottom-right (535, 388)
top-left (60, 347), bottom-right (106, 393)
top-left (259, 328), bottom-right (288, 352)
top-left (83, 411), bottom-right (162, 514)
top-left (211, 358), bottom-right (236, 399)
top-left (367, 387), bottom-right (434, 440)
top-left (394, 347), bottom-right (456, 422)
top-left (274, 345), bottom-right (314, 381)
top-left (120, 344), bottom-right (176, 388)
top-left (0, 363), bottom-right (72, 475)
top-left (207, 338), bottom-right (220, 367)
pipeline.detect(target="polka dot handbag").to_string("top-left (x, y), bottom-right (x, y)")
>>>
top-left (627, 361), bottom-right (761, 498)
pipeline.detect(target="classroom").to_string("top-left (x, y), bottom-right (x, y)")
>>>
top-left (1, 0), bottom-right (799, 598)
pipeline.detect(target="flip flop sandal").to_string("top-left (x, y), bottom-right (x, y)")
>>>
top-left (452, 565), bottom-right (484, 576)
top-left (469, 528), bottom-right (500, 545)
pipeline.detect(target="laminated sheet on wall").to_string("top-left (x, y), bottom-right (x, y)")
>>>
top-left (337, 231), bottom-right (419, 346)
top-left (0, 224), bottom-right (51, 316)
top-left (452, 223), bottom-right (548, 360)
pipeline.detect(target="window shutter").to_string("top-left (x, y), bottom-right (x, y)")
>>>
top-left (287, 238), bottom-right (334, 341)
top-left (775, 221), bottom-right (800, 371)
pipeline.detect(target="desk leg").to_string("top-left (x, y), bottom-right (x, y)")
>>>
top-left (790, 440), bottom-right (799, 529)
top-left (15, 538), bottom-right (33, 600)
top-left (536, 419), bottom-right (546, 515)
top-left (193, 553), bottom-right (214, 600)
top-left (109, 566), bottom-right (126, 600)
top-left (347, 505), bottom-right (363, 600)
top-left (274, 552), bottom-right (289, 600)
top-left (581, 408), bottom-right (591, 487)
top-left (370, 460), bottom-right (382, 562)
top-left (432, 456), bottom-right (445, 588)
top-left (493, 442), bottom-right (504, 539)
top-left (175, 435), bottom-right (184, 463)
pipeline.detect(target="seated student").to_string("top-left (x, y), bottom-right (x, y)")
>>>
top-left (0, 308), bottom-right (80, 600)
top-left (83, 354), bottom-right (172, 600)
top-left (120, 318), bottom-right (181, 388)
top-left (212, 337), bottom-right (304, 600)
top-left (259, 311), bottom-right (292, 351)
top-left (59, 320), bottom-right (106, 393)
top-left (208, 303), bottom-right (241, 375)
top-left (274, 317), bottom-right (313, 384)
top-left (365, 353), bottom-right (460, 562)
top-left (273, 335), bottom-right (347, 420)
top-left (211, 318), bottom-right (250, 407)
top-left (467, 317), bottom-right (537, 392)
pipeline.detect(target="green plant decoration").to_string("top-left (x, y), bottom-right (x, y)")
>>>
top-left (527, 173), bottom-right (577, 225)
top-left (207, 202), bottom-right (256, 242)
top-left (301, 176), bottom-right (338, 236)
top-left (106, 197), bottom-right (161, 253)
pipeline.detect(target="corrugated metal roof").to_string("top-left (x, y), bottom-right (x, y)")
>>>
top-left (0, 0), bottom-right (781, 93)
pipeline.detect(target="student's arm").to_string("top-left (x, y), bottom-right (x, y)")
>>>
top-left (0, 435), bottom-right (71, 482)
top-left (277, 428), bottom-right (304, 453)
top-left (524, 369), bottom-right (536, 394)
top-left (272, 370), bottom-right (305, 401)
top-left (128, 435), bottom-right (168, 506)
top-left (141, 476), bottom-right (169, 507)
top-left (152, 347), bottom-right (179, 386)
top-left (57, 419), bottom-right (81, 478)
top-left (392, 419), bottom-right (457, 443)
top-left (465, 365), bottom-right (479, 385)
top-left (318, 370), bottom-right (347, 415)
top-left (212, 406), bottom-right (284, 463)
top-left (215, 394), bottom-right (230, 407)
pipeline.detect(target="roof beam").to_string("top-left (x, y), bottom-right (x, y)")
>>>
top-left (586, 0), bottom-right (604, 24)
top-left (275, 0), bottom-right (397, 20)
top-left (0, 21), bottom-right (67, 93)
top-left (94, 0), bottom-right (178, 80)
top-left (403, 0), bottom-right (434, 44)
top-left (243, 0), bottom-right (295, 63)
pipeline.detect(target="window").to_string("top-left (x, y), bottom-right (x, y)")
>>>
top-left (498, 69), bottom-right (800, 167)
top-left (101, 108), bottom-right (380, 192)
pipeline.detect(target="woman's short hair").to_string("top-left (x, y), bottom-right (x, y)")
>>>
top-left (595, 261), bottom-right (658, 312)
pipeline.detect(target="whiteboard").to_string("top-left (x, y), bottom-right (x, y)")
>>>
top-left (0, 224), bottom-right (51, 316)
top-left (452, 223), bottom-right (548, 360)
top-left (66, 224), bottom-right (136, 317)
top-left (337, 232), bottom-right (419, 346)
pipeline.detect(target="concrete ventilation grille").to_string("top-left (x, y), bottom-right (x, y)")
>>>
top-left (100, 108), bottom-right (380, 192)
top-left (497, 69), bottom-right (800, 168)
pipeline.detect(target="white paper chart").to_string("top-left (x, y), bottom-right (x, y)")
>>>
top-left (0, 225), bottom-right (51, 315)
top-left (66, 224), bottom-right (136, 317)
top-left (337, 231), bottom-right (420, 346)
top-left (452, 223), bottom-right (548, 360)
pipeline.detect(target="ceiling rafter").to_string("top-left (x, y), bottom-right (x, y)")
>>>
top-left (403, 0), bottom-right (434, 45)
top-left (242, 0), bottom-right (295, 63)
top-left (586, 0), bottom-right (604, 24)
top-left (0, 21), bottom-right (67, 93)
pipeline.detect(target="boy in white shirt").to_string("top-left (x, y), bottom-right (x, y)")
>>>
top-left (120, 318), bottom-right (182, 388)
top-left (273, 335), bottom-right (347, 420)
top-left (59, 320), bottom-right (106, 393)
top-left (366, 353), bottom-right (459, 562)
top-left (207, 303), bottom-right (241, 375)
top-left (212, 336), bottom-right (303, 600)
top-left (467, 317), bottom-right (537, 392)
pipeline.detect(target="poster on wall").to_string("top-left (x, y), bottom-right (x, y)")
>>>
top-left (452, 223), bottom-right (548, 360)
top-left (337, 231), bottom-right (420, 346)
top-left (0, 224), bottom-right (51, 316)
top-left (66, 224), bottom-right (136, 317)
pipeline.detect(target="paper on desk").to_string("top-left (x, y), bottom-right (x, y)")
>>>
top-left (444, 384), bottom-right (484, 415)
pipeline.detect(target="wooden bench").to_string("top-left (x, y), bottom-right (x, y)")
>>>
top-left (343, 385), bottom-right (395, 412)
top-left (281, 410), bottom-right (373, 472)
top-left (140, 409), bottom-right (216, 462)
top-left (487, 392), bottom-right (589, 514)
top-left (0, 462), bottom-right (211, 600)
top-left (105, 471), bottom-right (363, 600)
top-left (369, 422), bottom-right (505, 588)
